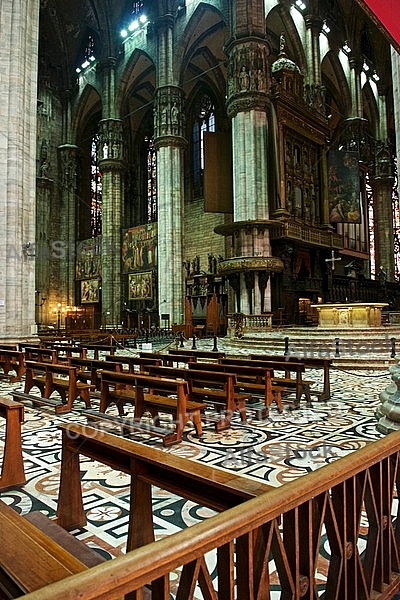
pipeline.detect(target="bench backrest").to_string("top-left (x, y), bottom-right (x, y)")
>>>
top-left (250, 353), bottom-right (332, 367)
top-left (146, 364), bottom-right (237, 392)
top-left (220, 357), bottom-right (306, 374)
top-left (99, 369), bottom-right (189, 398)
top-left (25, 346), bottom-right (58, 363)
top-left (188, 361), bottom-right (273, 382)
top-left (168, 349), bottom-right (225, 359)
top-left (105, 355), bottom-right (162, 370)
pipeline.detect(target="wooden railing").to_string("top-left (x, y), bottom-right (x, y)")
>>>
top-left (21, 431), bottom-right (400, 600)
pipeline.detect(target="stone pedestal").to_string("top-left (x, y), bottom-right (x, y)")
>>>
top-left (376, 363), bottom-right (400, 434)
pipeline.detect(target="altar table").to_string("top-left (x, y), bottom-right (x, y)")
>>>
top-left (311, 302), bottom-right (388, 328)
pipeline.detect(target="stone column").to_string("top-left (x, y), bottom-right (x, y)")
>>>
top-left (57, 144), bottom-right (79, 307)
top-left (98, 119), bottom-right (125, 328)
top-left (222, 0), bottom-right (280, 317)
top-left (36, 176), bottom-right (53, 326)
top-left (154, 86), bottom-right (186, 326)
top-left (372, 139), bottom-right (395, 280)
top-left (0, 0), bottom-right (40, 341)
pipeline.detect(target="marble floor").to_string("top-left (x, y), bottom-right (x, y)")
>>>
top-left (0, 338), bottom-right (396, 595)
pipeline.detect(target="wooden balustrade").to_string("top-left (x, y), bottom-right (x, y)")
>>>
top-left (19, 430), bottom-right (400, 600)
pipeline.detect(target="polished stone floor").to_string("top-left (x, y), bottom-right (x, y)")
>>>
top-left (0, 338), bottom-right (396, 596)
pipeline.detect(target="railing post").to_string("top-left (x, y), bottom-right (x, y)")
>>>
top-left (284, 337), bottom-right (289, 356)
top-left (391, 337), bottom-right (396, 358)
top-left (192, 335), bottom-right (197, 350)
top-left (212, 336), bottom-right (218, 352)
top-left (335, 337), bottom-right (340, 358)
top-left (179, 331), bottom-right (185, 348)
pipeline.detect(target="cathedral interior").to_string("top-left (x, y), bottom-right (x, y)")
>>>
top-left (15, 0), bottom-right (400, 337)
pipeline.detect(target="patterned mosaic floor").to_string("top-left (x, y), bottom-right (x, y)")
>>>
top-left (0, 340), bottom-right (395, 595)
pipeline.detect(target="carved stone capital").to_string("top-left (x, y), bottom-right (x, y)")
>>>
top-left (154, 86), bottom-right (186, 140)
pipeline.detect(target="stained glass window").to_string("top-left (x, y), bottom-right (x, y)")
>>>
top-left (90, 134), bottom-right (102, 237)
top-left (193, 94), bottom-right (215, 193)
top-left (392, 162), bottom-right (400, 280)
top-left (366, 171), bottom-right (375, 278)
top-left (146, 135), bottom-right (157, 222)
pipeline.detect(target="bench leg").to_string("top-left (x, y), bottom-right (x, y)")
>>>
top-left (189, 410), bottom-right (203, 436)
top-left (56, 430), bottom-right (86, 530)
top-left (0, 406), bottom-right (25, 489)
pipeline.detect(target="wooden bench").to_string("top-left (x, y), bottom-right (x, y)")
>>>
top-left (99, 370), bottom-right (208, 443)
top-left (139, 351), bottom-right (196, 366)
top-left (68, 357), bottom-right (121, 392)
top-left (0, 500), bottom-right (105, 598)
top-left (24, 346), bottom-right (58, 364)
top-left (51, 345), bottom-right (88, 363)
top-left (85, 344), bottom-right (117, 360)
top-left (220, 357), bottom-right (315, 406)
top-left (105, 354), bottom-right (162, 373)
top-left (24, 361), bottom-right (95, 413)
top-left (168, 348), bottom-right (226, 361)
top-left (250, 353), bottom-right (333, 401)
top-left (0, 349), bottom-right (25, 382)
top-left (0, 397), bottom-right (25, 489)
top-left (56, 423), bottom-right (273, 554)
top-left (146, 364), bottom-right (249, 430)
top-left (188, 360), bottom-right (282, 416)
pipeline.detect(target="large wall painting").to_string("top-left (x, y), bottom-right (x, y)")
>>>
top-left (122, 223), bottom-right (158, 273)
top-left (328, 150), bottom-right (361, 224)
top-left (76, 238), bottom-right (101, 280)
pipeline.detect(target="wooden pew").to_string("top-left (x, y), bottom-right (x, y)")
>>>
top-left (0, 397), bottom-right (25, 489)
top-left (250, 353), bottom-right (333, 401)
top-left (85, 344), bottom-right (117, 360)
top-left (167, 348), bottom-right (225, 361)
top-left (24, 361), bottom-right (95, 413)
top-left (104, 354), bottom-right (162, 373)
top-left (146, 364), bottom-right (249, 430)
top-left (220, 357), bottom-right (315, 406)
top-left (0, 500), bottom-right (105, 598)
top-left (0, 348), bottom-right (25, 382)
top-left (139, 351), bottom-right (196, 366)
top-left (99, 370), bottom-right (208, 443)
top-left (52, 345), bottom-right (88, 363)
top-left (68, 357), bottom-right (121, 392)
top-left (24, 346), bottom-right (58, 364)
top-left (187, 360), bottom-right (282, 416)
top-left (56, 423), bottom-right (273, 554)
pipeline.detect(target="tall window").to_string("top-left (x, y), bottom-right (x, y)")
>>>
top-left (131, 1), bottom-right (144, 14)
top-left (193, 93), bottom-right (215, 195)
top-left (90, 134), bottom-right (102, 237)
top-left (392, 164), bottom-right (400, 280)
top-left (146, 136), bottom-right (157, 222)
top-left (366, 172), bottom-right (375, 277)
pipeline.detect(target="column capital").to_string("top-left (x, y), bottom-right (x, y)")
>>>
top-left (154, 86), bottom-right (187, 146)
top-left (98, 118), bottom-right (125, 164)
top-left (224, 38), bottom-right (270, 118)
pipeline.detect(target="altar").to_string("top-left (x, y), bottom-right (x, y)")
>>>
top-left (311, 302), bottom-right (388, 328)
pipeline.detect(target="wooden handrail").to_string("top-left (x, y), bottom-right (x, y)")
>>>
top-left (20, 430), bottom-right (400, 600)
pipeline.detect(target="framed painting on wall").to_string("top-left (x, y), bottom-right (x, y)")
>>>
top-left (81, 279), bottom-right (100, 303)
top-left (128, 272), bottom-right (153, 300)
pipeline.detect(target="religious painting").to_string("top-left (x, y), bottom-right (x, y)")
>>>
top-left (76, 237), bottom-right (101, 280)
top-left (122, 223), bottom-right (158, 273)
top-left (328, 150), bottom-right (361, 224)
top-left (128, 271), bottom-right (153, 300)
top-left (81, 279), bottom-right (100, 304)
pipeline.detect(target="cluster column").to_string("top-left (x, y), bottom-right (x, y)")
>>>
top-left (0, 0), bottom-right (40, 340)
top-left (154, 86), bottom-right (186, 325)
top-left (98, 118), bottom-right (125, 328)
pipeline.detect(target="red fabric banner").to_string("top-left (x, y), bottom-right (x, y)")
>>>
top-left (356, 0), bottom-right (400, 51)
